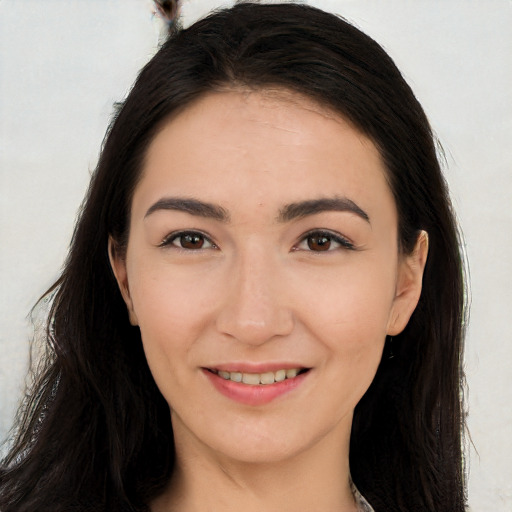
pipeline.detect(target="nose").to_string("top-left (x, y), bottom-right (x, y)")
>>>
top-left (215, 250), bottom-right (294, 346)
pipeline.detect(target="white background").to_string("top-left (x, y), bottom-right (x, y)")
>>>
top-left (1, 1), bottom-right (511, 510)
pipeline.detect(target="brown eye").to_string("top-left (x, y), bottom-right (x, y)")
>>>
top-left (180, 233), bottom-right (205, 249)
top-left (295, 230), bottom-right (355, 252)
top-left (162, 231), bottom-right (215, 250)
top-left (307, 234), bottom-right (332, 251)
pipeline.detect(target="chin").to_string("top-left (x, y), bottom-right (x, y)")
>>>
top-left (171, 405), bottom-right (353, 467)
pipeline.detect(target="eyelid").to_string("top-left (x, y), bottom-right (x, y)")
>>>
top-left (158, 229), bottom-right (218, 249)
top-left (294, 229), bottom-right (355, 251)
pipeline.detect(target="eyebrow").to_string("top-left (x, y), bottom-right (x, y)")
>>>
top-left (145, 197), bottom-right (230, 222)
top-left (277, 197), bottom-right (370, 223)
top-left (144, 196), bottom-right (369, 224)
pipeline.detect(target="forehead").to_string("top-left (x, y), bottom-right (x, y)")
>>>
top-left (133, 88), bottom-right (394, 222)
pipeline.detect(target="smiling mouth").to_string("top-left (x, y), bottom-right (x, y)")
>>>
top-left (206, 368), bottom-right (310, 385)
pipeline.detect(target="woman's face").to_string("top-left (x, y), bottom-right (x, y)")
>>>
top-left (111, 89), bottom-right (426, 464)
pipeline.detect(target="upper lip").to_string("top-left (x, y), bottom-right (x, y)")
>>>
top-left (205, 362), bottom-right (310, 373)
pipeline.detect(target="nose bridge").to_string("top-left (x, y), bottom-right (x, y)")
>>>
top-left (216, 244), bottom-right (293, 344)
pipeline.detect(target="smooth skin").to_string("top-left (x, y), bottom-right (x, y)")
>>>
top-left (110, 89), bottom-right (428, 512)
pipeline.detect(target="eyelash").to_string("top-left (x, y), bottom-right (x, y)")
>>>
top-left (294, 229), bottom-right (355, 252)
top-left (159, 230), bottom-right (217, 250)
top-left (160, 229), bottom-right (354, 252)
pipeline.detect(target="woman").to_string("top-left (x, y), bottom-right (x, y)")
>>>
top-left (0, 2), bottom-right (467, 511)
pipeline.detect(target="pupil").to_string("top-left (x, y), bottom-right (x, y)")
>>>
top-left (308, 235), bottom-right (331, 251)
top-left (182, 234), bottom-right (204, 249)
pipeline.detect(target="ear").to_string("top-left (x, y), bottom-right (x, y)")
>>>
top-left (108, 236), bottom-right (139, 326)
top-left (387, 231), bottom-right (429, 336)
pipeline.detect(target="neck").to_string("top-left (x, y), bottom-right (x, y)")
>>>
top-left (152, 415), bottom-right (358, 512)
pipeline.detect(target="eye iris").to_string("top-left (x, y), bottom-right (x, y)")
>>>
top-left (181, 233), bottom-right (204, 249)
top-left (307, 235), bottom-right (331, 251)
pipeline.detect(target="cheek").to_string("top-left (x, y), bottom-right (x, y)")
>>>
top-left (128, 252), bottom-right (219, 331)
top-left (126, 261), bottom-right (219, 393)
top-left (298, 259), bottom-right (396, 342)
top-left (316, 296), bottom-right (388, 409)
top-left (297, 259), bottom-right (395, 393)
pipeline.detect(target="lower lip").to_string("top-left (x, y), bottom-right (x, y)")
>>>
top-left (203, 369), bottom-right (309, 406)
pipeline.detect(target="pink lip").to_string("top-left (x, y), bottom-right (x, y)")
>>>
top-left (202, 368), bottom-right (309, 406)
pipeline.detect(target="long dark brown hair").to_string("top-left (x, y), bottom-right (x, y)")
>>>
top-left (0, 3), bottom-right (467, 511)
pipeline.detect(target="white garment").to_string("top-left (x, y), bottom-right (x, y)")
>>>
top-left (351, 481), bottom-right (375, 512)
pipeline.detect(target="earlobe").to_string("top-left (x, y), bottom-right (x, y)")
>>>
top-left (108, 237), bottom-right (139, 326)
top-left (387, 230), bottom-right (429, 336)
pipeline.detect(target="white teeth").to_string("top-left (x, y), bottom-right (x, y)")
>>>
top-left (260, 371), bottom-right (275, 385)
top-left (214, 368), bottom-right (304, 385)
top-left (275, 369), bottom-right (286, 382)
top-left (231, 372), bottom-right (242, 383)
top-left (242, 373), bottom-right (261, 385)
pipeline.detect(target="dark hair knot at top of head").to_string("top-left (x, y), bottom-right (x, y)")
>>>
top-left (154, 0), bottom-right (180, 25)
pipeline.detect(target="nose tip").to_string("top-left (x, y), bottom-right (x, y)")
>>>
top-left (216, 305), bottom-right (294, 346)
top-left (217, 309), bottom-right (294, 346)
top-left (215, 260), bottom-right (294, 345)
